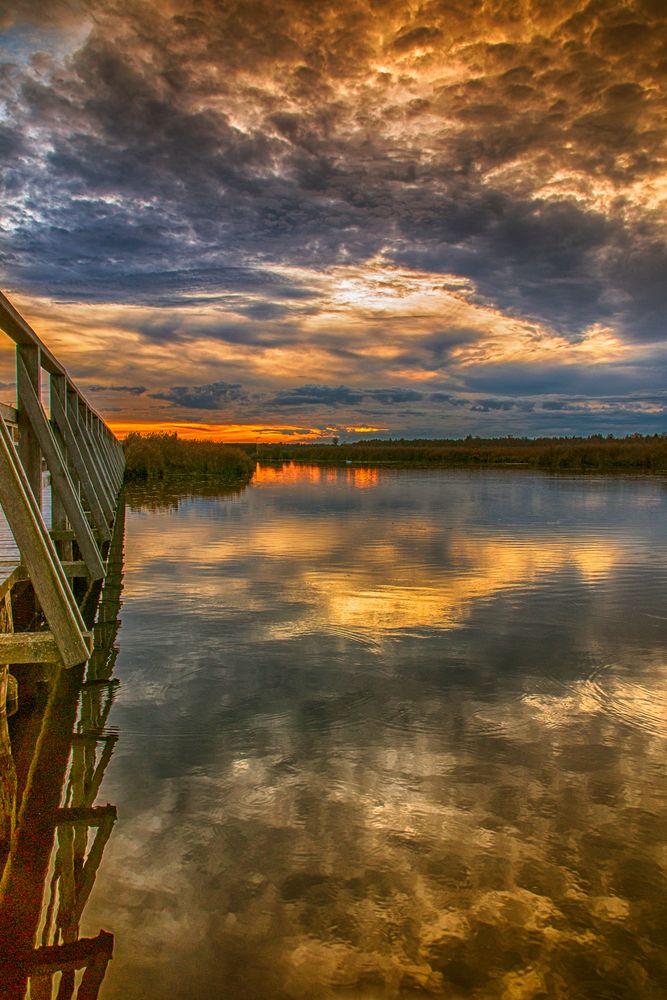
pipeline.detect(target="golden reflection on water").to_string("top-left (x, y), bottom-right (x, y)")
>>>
top-left (124, 498), bottom-right (626, 634)
top-left (254, 462), bottom-right (380, 490)
top-left (79, 467), bottom-right (667, 998)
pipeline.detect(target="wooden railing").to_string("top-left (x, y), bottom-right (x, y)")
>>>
top-left (0, 291), bottom-right (124, 668)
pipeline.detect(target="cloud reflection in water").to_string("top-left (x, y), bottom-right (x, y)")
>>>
top-left (84, 466), bottom-right (667, 998)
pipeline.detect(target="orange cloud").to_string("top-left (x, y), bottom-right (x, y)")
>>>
top-left (109, 420), bottom-right (342, 443)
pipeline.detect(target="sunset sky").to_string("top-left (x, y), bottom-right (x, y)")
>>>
top-left (0, 0), bottom-right (665, 441)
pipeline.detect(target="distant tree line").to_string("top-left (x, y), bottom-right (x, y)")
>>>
top-left (248, 434), bottom-right (667, 472)
top-left (123, 432), bottom-right (255, 482)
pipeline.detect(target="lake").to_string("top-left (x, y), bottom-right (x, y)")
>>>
top-left (69, 465), bottom-right (667, 996)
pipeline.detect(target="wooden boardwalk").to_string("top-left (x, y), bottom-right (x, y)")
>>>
top-left (0, 291), bottom-right (125, 999)
top-left (0, 498), bottom-right (125, 1000)
top-left (0, 291), bottom-right (124, 668)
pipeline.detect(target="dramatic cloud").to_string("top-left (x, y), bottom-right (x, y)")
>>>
top-left (151, 381), bottom-right (249, 410)
top-left (270, 384), bottom-right (424, 409)
top-left (86, 383), bottom-right (146, 395)
top-left (0, 0), bottom-right (665, 437)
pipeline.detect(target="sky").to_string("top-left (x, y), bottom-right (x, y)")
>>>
top-left (0, 0), bottom-right (665, 442)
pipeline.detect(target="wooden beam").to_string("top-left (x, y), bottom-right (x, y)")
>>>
top-left (61, 560), bottom-right (90, 578)
top-left (17, 357), bottom-right (105, 581)
top-left (0, 562), bottom-right (20, 601)
top-left (0, 291), bottom-right (65, 377)
top-left (57, 804), bottom-right (117, 824)
top-left (0, 632), bottom-right (60, 663)
top-left (0, 401), bottom-right (17, 425)
top-left (0, 931), bottom-right (114, 977)
top-left (0, 416), bottom-right (90, 667)
top-left (49, 528), bottom-right (76, 542)
top-left (51, 392), bottom-right (111, 540)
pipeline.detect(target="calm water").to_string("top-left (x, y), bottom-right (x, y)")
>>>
top-left (73, 466), bottom-right (667, 996)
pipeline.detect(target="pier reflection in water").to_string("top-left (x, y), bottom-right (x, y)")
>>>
top-left (0, 500), bottom-right (125, 999)
top-left (78, 466), bottom-right (667, 999)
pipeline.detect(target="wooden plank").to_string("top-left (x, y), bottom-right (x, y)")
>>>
top-left (61, 561), bottom-right (90, 578)
top-left (0, 632), bottom-right (60, 663)
top-left (17, 356), bottom-right (105, 581)
top-left (0, 416), bottom-right (90, 667)
top-left (0, 561), bottom-right (21, 601)
top-left (0, 401), bottom-right (18, 425)
top-left (0, 931), bottom-right (114, 976)
top-left (57, 804), bottom-right (117, 824)
top-left (50, 528), bottom-right (76, 542)
top-left (5, 558), bottom-right (89, 582)
top-left (51, 392), bottom-right (111, 540)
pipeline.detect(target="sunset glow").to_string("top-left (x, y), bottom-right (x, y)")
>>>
top-left (0, 1), bottom-right (665, 439)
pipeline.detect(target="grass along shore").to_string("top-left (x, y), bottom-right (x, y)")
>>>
top-left (251, 435), bottom-right (667, 473)
top-left (123, 432), bottom-right (255, 482)
top-left (122, 432), bottom-right (667, 480)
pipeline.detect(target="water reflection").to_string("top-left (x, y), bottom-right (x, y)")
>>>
top-left (86, 469), bottom-right (667, 996)
top-left (0, 502), bottom-right (125, 999)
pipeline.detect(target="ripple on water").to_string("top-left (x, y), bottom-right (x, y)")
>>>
top-left (594, 676), bottom-right (667, 740)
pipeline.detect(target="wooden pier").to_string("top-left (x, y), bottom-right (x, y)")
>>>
top-left (0, 291), bottom-right (124, 668)
top-left (0, 290), bottom-right (126, 999)
top-left (0, 497), bottom-right (125, 1000)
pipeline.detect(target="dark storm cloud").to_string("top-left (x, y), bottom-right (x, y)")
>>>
top-left (457, 360), bottom-right (667, 399)
top-left (86, 384), bottom-right (146, 394)
top-left (151, 382), bottom-right (250, 410)
top-left (1, 0), bottom-right (663, 321)
top-left (147, 381), bottom-right (426, 412)
top-left (0, 0), bottom-right (665, 434)
top-left (270, 384), bottom-right (424, 409)
top-left (469, 398), bottom-right (535, 413)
